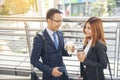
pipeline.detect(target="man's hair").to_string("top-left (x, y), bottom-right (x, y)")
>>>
top-left (46, 8), bottom-right (62, 21)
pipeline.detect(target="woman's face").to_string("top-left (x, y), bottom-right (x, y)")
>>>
top-left (85, 23), bottom-right (92, 38)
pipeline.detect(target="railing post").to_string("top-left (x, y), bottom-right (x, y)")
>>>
top-left (114, 22), bottom-right (120, 78)
top-left (24, 22), bottom-right (31, 58)
top-left (117, 22), bottom-right (120, 78)
top-left (24, 22), bottom-right (33, 72)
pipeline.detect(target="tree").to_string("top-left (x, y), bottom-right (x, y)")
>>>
top-left (90, 0), bottom-right (106, 17)
top-left (107, 0), bottom-right (116, 16)
top-left (0, 0), bottom-right (38, 15)
top-left (29, 0), bottom-right (38, 12)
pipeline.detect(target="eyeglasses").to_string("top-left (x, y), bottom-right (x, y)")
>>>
top-left (50, 18), bottom-right (63, 23)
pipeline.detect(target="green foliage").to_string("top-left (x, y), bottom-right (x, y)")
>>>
top-left (90, 1), bottom-right (106, 17)
top-left (0, 0), bottom-right (37, 15)
top-left (107, 0), bottom-right (116, 15)
top-left (44, 0), bottom-right (49, 9)
top-left (108, 0), bottom-right (115, 7)
top-left (28, 0), bottom-right (38, 11)
top-left (71, 13), bottom-right (80, 16)
top-left (87, 0), bottom-right (115, 17)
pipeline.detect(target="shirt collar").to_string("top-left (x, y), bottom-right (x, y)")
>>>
top-left (46, 27), bottom-right (55, 36)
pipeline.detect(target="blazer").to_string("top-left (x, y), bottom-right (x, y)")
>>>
top-left (30, 29), bottom-right (70, 80)
top-left (81, 41), bottom-right (108, 80)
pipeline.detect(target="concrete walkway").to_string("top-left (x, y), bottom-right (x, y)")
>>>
top-left (0, 74), bottom-right (30, 80)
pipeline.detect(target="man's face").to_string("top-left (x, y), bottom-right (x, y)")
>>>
top-left (48, 13), bottom-right (63, 31)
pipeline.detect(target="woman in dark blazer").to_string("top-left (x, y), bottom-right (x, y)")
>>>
top-left (77, 17), bottom-right (108, 80)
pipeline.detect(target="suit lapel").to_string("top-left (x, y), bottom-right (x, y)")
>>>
top-left (56, 32), bottom-right (62, 50)
top-left (43, 29), bottom-right (56, 49)
top-left (86, 47), bottom-right (92, 57)
top-left (43, 29), bottom-right (63, 50)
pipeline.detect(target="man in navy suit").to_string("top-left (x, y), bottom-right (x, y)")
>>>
top-left (30, 8), bottom-right (74, 80)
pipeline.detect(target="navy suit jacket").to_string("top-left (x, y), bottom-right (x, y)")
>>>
top-left (81, 41), bottom-right (108, 80)
top-left (30, 29), bottom-right (69, 80)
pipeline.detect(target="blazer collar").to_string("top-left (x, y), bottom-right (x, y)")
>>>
top-left (83, 46), bottom-right (93, 57)
top-left (43, 29), bottom-right (62, 50)
top-left (57, 31), bottom-right (63, 50)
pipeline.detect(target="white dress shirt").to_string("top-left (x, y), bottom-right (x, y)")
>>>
top-left (46, 27), bottom-right (59, 45)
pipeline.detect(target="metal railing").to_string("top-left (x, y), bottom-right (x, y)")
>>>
top-left (0, 16), bottom-right (120, 79)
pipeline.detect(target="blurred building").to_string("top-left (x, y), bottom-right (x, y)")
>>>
top-left (58, 0), bottom-right (96, 16)
top-left (116, 0), bottom-right (120, 7)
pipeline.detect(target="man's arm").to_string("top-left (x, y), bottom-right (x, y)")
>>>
top-left (30, 35), bottom-right (53, 75)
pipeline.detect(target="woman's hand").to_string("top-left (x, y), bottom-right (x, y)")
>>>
top-left (77, 51), bottom-right (86, 62)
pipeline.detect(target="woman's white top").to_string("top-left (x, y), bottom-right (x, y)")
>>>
top-left (84, 39), bottom-right (92, 55)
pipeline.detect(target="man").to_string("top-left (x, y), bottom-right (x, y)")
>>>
top-left (30, 8), bottom-right (74, 80)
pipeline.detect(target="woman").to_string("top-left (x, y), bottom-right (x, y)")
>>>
top-left (77, 17), bottom-right (108, 80)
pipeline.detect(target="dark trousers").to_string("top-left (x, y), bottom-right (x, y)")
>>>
top-left (44, 73), bottom-right (69, 80)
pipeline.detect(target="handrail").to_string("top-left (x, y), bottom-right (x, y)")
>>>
top-left (0, 16), bottom-right (120, 79)
top-left (1, 16), bottom-right (120, 22)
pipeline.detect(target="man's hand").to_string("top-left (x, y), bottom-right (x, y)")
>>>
top-left (65, 41), bottom-right (75, 54)
top-left (52, 67), bottom-right (63, 77)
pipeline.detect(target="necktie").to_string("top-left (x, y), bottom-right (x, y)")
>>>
top-left (53, 32), bottom-right (58, 49)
